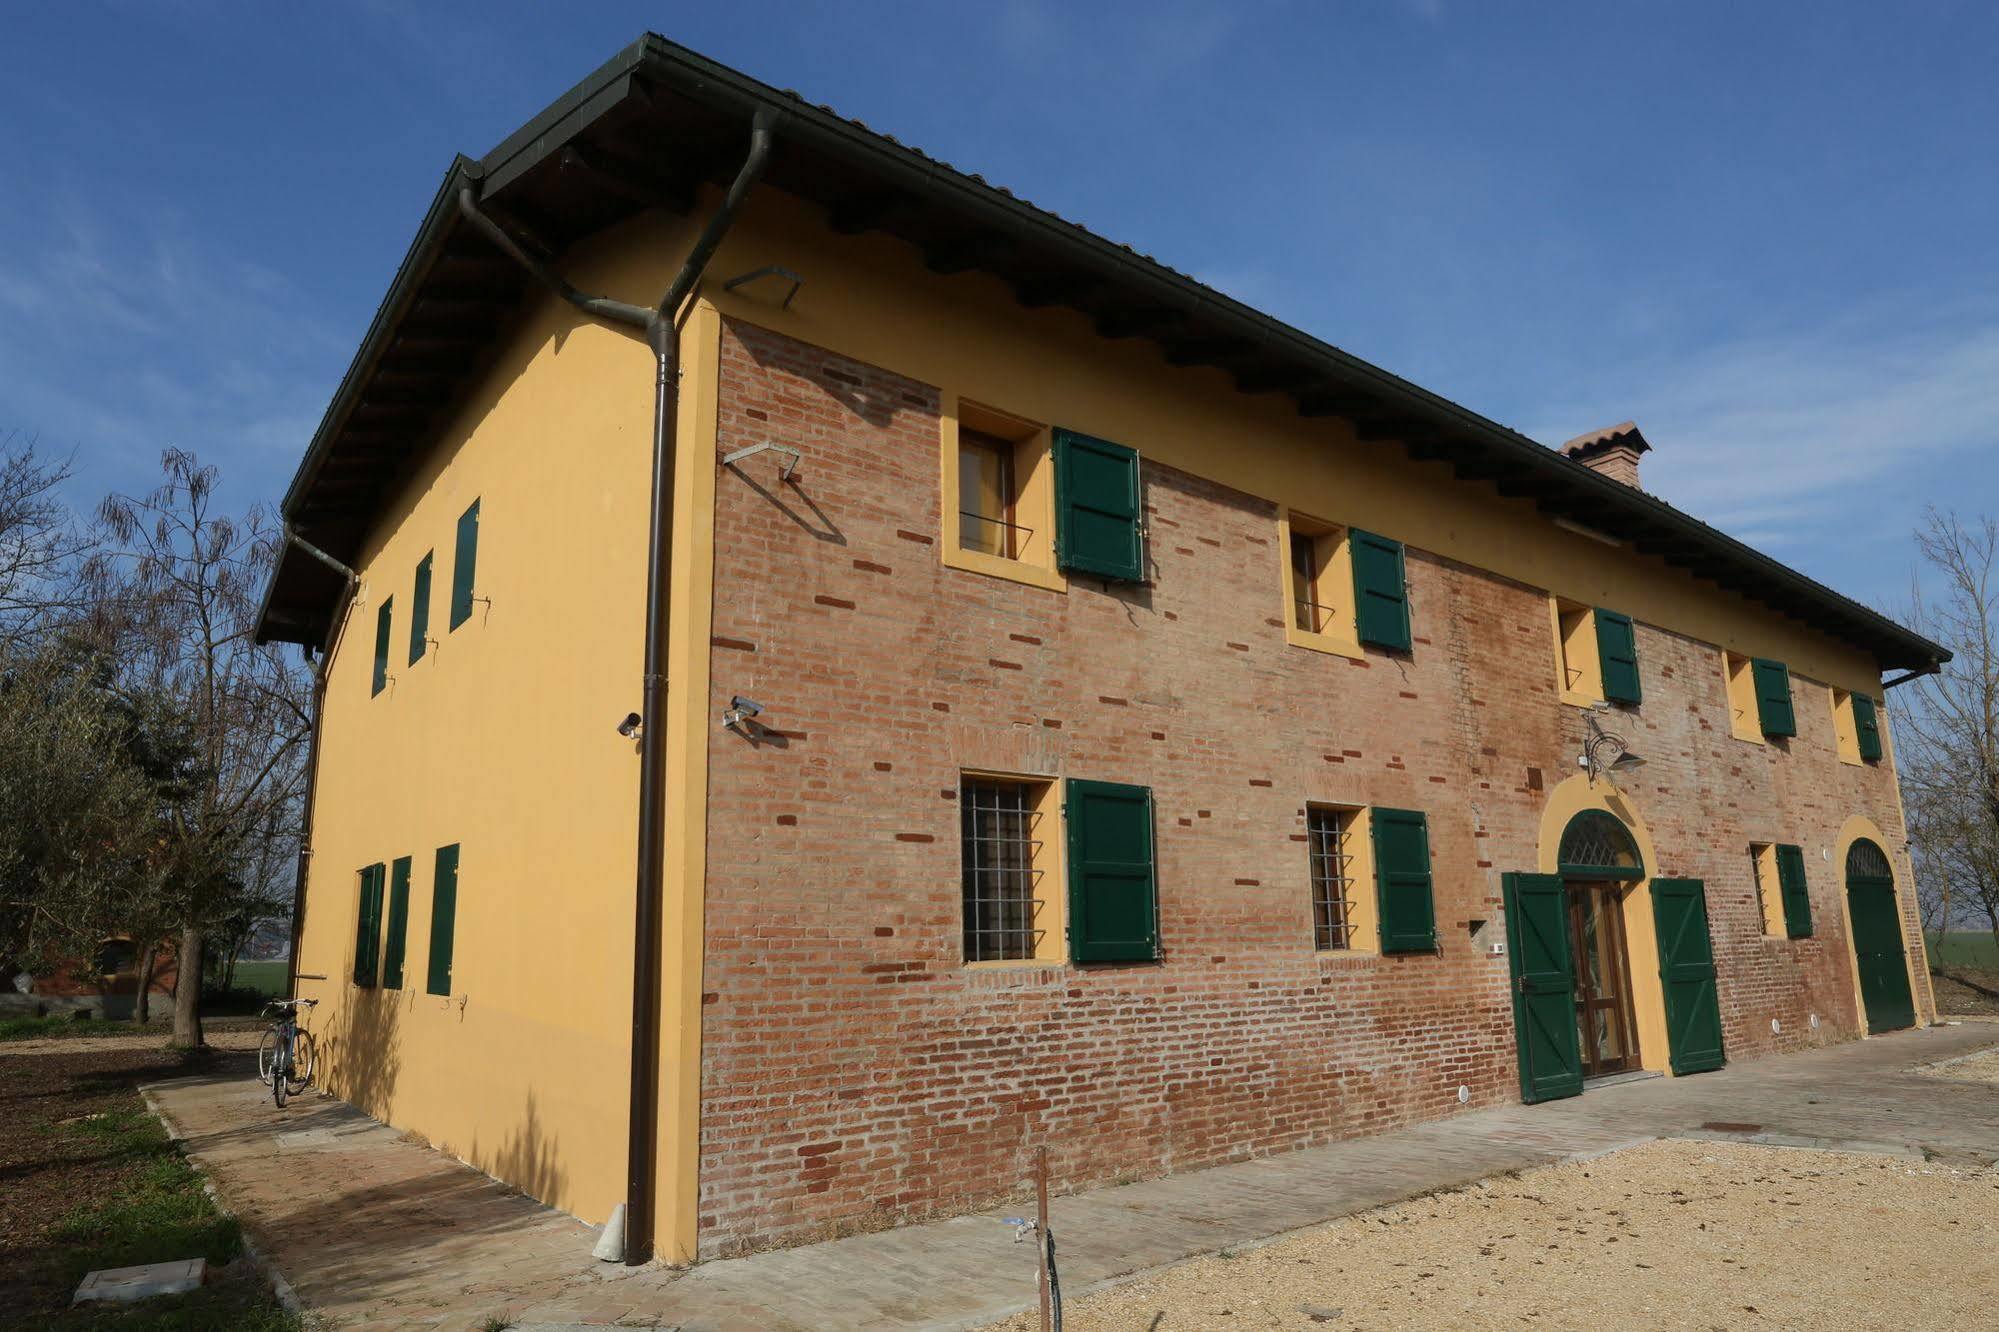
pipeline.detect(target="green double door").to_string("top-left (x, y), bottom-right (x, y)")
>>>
top-left (1847, 872), bottom-right (1915, 1033)
top-left (1503, 873), bottom-right (1725, 1102)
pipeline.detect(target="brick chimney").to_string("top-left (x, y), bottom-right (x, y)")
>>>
top-left (1561, 421), bottom-right (1650, 489)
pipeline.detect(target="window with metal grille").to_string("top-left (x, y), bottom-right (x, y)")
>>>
top-left (1308, 806), bottom-right (1357, 950)
top-left (961, 778), bottom-right (1045, 961)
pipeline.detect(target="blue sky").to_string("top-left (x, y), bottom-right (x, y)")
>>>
top-left (4, 2), bottom-right (1994, 615)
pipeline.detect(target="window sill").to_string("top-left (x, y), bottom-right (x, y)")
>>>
top-left (964, 957), bottom-right (1066, 970)
top-left (1316, 948), bottom-right (1381, 962)
top-left (942, 545), bottom-right (1068, 593)
top-left (1285, 624), bottom-right (1365, 661)
top-left (1559, 689), bottom-right (1604, 710)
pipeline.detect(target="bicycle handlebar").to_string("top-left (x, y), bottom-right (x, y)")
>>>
top-left (264, 998), bottom-right (319, 1012)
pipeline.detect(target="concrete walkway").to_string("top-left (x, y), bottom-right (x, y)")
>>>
top-left (144, 1022), bottom-right (1999, 1331)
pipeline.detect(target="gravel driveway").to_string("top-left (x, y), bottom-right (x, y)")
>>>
top-left (985, 1138), bottom-right (1999, 1331)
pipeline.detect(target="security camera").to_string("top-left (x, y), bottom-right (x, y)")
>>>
top-left (722, 695), bottom-right (765, 732)
top-left (616, 712), bottom-right (642, 738)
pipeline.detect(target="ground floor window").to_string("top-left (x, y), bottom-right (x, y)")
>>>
top-left (1308, 805), bottom-right (1359, 950)
top-left (961, 776), bottom-right (1048, 962)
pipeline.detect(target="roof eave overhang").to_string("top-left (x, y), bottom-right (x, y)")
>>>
top-left (253, 33), bottom-right (1951, 675)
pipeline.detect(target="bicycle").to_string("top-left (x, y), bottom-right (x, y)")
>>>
top-left (257, 998), bottom-right (318, 1108)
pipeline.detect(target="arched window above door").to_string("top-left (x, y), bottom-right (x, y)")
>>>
top-left (1558, 810), bottom-right (1644, 879)
top-left (1846, 838), bottom-right (1892, 881)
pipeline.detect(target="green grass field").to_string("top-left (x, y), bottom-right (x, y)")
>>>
top-left (1930, 931), bottom-right (1999, 971)
top-left (228, 960), bottom-right (289, 997)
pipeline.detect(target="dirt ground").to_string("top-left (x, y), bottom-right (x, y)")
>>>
top-left (1931, 967), bottom-right (1999, 1018)
top-left (0, 1025), bottom-right (293, 1327)
top-left (985, 1139), bottom-right (1999, 1332)
top-left (1919, 1043), bottom-right (1999, 1086)
top-left (2, 1017), bottom-right (264, 1058)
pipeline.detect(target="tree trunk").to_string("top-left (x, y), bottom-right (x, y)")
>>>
top-left (134, 941), bottom-right (157, 1025)
top-left (171, 925), bottom-right (204, 1048)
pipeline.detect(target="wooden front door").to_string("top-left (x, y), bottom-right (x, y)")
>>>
top-left (1567, 881), bottom-right (1640, 1078)
top-left (1652, 877), bottom-right (1727, 1074)
top-left (1503, 873), bottom-right (1584, 1103)
top-left (1847, 865), bottom-right (1915, 1033)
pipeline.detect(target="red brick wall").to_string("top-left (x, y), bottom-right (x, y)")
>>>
top-left (696, 317), bottom-right (1922, 1257)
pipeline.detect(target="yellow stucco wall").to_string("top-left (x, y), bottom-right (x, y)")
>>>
top-left (292, 240), bottom-right (670, 1223)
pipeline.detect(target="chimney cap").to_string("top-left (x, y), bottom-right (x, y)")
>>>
top-left (1561, 421), bottom-right (1651, 463)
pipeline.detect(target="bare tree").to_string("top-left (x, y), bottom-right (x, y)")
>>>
top-left (0, 433), bottom-right (90, 641)
top-left (91, 451), bottom-right (311, 1046)
top-left (1894, 509), bottom-right (1999, 969)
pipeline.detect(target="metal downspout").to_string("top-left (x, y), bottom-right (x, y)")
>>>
top-left (284, 531), bottom-right (358, 1003)
top-left (459, 107), bottom-right (776, 1264)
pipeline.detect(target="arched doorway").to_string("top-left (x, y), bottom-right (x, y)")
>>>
top-left (1509, 777), bottom-right (1726, 1103)
top-left (1556, 811), bottom-right (1645, 1077)
top-left (1845, 838), bottom-right (1916, 1033)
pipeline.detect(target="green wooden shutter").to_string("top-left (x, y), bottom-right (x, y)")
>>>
top-left (449, 499), bottom-right (481, 630)
top-left (381, 856), bottom-right (412, 988)
top-left (1852, 694), bottom-right (1883, 761)
top-left (1502, 873), bottom-right (1583, 1103)
top-left (1065, 780), bottom-right (1158, 962)
top-left (1052, 429), bottom-right (1144, 582)
top-left (1371, 807), bottom-right (1436, 953)
top-left (408, 553), bottom-right (433, 664)
top-left (1350, 530), bottom-right (1411, 652)
top-left (1750, 658), bottom-right (1795, 736)
top-left (353, 863), bottom-right (384, 987)
top-left (1774, 843), bottom-right (1813, 939)
top-left (1651, 878), bottom-right (1726, 1074)
top-left (426, 844), bottom-right (460, 996)
top-left (371, 597), bottom-right (393, 697)
top-left (1594, 609), bottom-right (1642, 704)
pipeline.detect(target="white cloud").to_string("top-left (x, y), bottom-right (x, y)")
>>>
top-left (1522, 314), bottom-right (1999, 553)
top-left (0, 192), bottom-right (342, 515)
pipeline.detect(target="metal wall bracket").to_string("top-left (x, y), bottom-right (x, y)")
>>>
top-left (722, 265), bottom-right (804, 310)
top-left (722, 440), bottom-right (803, 480)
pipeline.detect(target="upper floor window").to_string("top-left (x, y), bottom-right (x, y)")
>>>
top-left (938, 400), bottom-right (1148, 593)
top-left (1282, 513), bottom-right (1358, 655)
top-left (1552, 600), bottom-right (1602, 706)
top-left (409, 552), bottom-right (434, 665)
top-left (940, 399), bottom-right (1062, 592)
top-left (1830, 687), bottom-right (1885, 765)
top-left (450, 499), bottom-right (481, 630)
top-left (958, 428), bottom-right (1021, 559)
top-left (1277, 514), bottom-right (1409, 657)
top-left (371, 596), bottom-right (394, 698)
top-left (1724, 651), bottom-right (1795, 742)
top-left (1550, 601), bottom-right (1641, 708)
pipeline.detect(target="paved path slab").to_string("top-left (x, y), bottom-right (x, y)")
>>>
top-left (73, 1258), bottom-right (206, 1305)
top-left (143, 1021), bottom-right (1999, 1330)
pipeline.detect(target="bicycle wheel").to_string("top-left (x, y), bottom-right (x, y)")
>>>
top-left (257, 1028), bottom-right (279, 1084)
top-left (287, 1030), bottom-right (317, 1092)
top-left (272, 1061), bottom-right (287, 1108)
